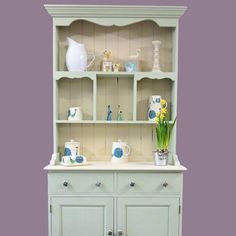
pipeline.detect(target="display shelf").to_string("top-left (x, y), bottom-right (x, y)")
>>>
top-left (54, 71), bottom-right (176, 81)
top-left (96, 75), bottom-right (134, 121)
top-left (56, 20), bottom-right (174, 72)
top-left (56, 120), bottom-right (156, 124)
top-left (136, 78), bottom-right (173, 121)
top-left (57, 77), bottom-right (94, 120)
top-left (56, 120), bottom-right (175, 124)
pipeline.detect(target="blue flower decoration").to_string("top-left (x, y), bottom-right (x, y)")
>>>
top-left (64, 148), bottom-right (72, 156)
top-left (75, 156), bottom-right (84, 163)
top-left (149, 110), bottom-right (156, 119)
top-left (114, 148), bottom-right (123, 158)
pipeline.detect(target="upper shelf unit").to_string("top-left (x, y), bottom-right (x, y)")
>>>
top-left (56, 20), bottom-right (175, 72)
top-left (57, 73), bottom-right (173, 123)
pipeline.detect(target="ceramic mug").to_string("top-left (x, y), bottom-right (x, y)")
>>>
top-left (62, 156), bottom-right (72, 165)
top-left (64, 140), bottom-right (80, 157)
top-left (148, 95), bottom-right (167, 121)
top-left (112, 139), bottom-right (131, 163)
top-left (68, 107), bottom-right (83, 121)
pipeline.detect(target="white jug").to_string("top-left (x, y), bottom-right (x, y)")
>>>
top-left (66, 38), bottom-right (95, 72)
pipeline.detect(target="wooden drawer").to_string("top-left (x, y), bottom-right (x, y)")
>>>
top-left (117, 172), bottom-right (181, 194)
top-left (48, 172), bottom-right (114, 195)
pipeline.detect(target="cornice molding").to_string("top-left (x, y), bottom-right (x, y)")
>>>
top-left (44, 5), bottom-right (187, 19)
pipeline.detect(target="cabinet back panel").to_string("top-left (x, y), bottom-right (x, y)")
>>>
top-left (58, 124), bottom-right (156, 161)
top-left (137, 78), bottom-right (172, 120)
top-left (58, 20), bottom-right (173, 72)
top-left (97, 76), bottom-right (133, 120)
top-left (58, 78), bottom-right (93, 120)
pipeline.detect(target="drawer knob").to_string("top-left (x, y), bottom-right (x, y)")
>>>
top-left (107, 230), bottom-right (113, 235)
top-left (117, 231), bottom-right (123, 235)
top-left (63, 181), bottom-right (69, 187)
top-left (95, 181), bottom-right (102, 187)
top-left (163, 182), bottom-right (168, 187)
top-left (130, 181), bottom-right (135, 187)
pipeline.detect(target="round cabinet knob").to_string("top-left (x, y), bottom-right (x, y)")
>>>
top-left (107, 230), bottom-right (113, 235)
top-left (130, 181), bottom-right (135, 187)
top-left (117, 231), bottom-right (123, 235)
top-left (63, 181), bottom-right (69, 187)
top-left (163, 182), bottom-right (168, 187)
top-left (95, 181), bottom-right (102, 187)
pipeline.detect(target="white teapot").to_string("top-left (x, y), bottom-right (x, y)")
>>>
top-left (66, 37), bottom-right (95, 72)
top-left (112, 139), bottom-right (131, 163)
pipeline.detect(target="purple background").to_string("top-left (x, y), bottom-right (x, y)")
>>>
top-left (0, 0), bottom-right (236, 235)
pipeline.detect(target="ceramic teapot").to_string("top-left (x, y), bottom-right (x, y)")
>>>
top-left (66, 37), bottom-right (95, 72)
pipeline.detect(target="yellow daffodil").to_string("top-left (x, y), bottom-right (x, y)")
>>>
top-left (161, 108), bottom-right (167, 115)
top-left (161, 99), bottom-right (167, 108)
top-left (160, 113), bottom-right (165, 120)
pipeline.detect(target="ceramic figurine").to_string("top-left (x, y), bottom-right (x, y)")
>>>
top-left (125, 48), bottom-right (141, 72)
top-left (117, 105), bottom-right (123, 120)
top-left (106, 105), bottom-right (112, 120)
top-left (152, 40), bottom-right (161, 72)
top-left (102, 50), bottom-right (113, 72)
top-left (113, 63), bottom-right (121, 72)
top-left (66, 37), bottom-right (95, 72)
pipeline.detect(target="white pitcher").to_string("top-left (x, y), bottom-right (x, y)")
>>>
top-left (66, 37), bottom-right (95, 72)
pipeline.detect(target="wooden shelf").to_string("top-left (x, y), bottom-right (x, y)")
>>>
top-left (56, 120), bottom-right (157, 124)
top-left (54, 71), bottom-right (176, 81)
top-left (56, 120), bottom-right (174, 124)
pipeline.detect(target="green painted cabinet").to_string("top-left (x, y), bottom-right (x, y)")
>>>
top-left (44, 4), bottom-right (187, 236)
top-left (117, 197), bottom-right (179, 236)
top-left (51, 197), bottom-right (113, 236)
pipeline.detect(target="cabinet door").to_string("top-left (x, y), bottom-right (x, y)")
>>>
top-left (51, 197), bottom-right (113, 236)
top-left (117, 197), bottom-right (179, 236)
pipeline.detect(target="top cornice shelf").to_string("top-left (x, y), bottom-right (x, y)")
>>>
top-left (44, 5), bottom-right (187, 19)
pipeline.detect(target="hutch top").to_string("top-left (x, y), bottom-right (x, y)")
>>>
top-left (44, 4), bottom-right (187, 166)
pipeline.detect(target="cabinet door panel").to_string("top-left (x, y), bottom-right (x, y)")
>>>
top-left (51, 197), bottom-right (113, 236)
top-left (117, 197), bottom-right (179, 236)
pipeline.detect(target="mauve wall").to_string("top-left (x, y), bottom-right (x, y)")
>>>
top-left (0, 0), bottom-right (235, 235)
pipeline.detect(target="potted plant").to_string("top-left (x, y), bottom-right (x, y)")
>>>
top-left (154, 99), bottom-right (176, 166)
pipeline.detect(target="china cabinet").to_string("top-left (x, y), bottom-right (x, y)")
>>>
top-left (44, 4), bottom-right (187, 236)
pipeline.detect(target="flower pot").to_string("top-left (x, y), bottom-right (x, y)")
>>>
top-left (153, 151), bottom-right (168, 166)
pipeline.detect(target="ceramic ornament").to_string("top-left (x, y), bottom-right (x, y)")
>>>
top-left (152, 40), bottom-right (162, 72)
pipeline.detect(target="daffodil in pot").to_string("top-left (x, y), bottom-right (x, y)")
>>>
top-left (154, 99), bottom-right (176, 166)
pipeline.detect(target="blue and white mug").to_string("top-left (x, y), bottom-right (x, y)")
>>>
top-left (68, 107), bottom-right (83, 121)
top-left (112, 139), bottom-right (131, 163)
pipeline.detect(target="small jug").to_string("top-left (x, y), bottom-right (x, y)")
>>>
top-left (112, 139), bottom-right (131, 163)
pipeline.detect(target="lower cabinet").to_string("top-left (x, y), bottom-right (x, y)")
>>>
top-left (48, 171), bottom-right (183, 236)
top-left (51, 197), bottom-right (113, 236)
top-left (50, 197), bottom-right (179, 236)
top-left (117, 197), bottom-right (179, 236)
